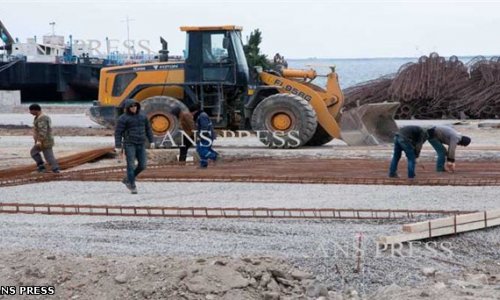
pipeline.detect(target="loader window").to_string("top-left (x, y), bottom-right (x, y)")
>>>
top-left (184, 33), bottom-right (190, 59)
top-left (202, 33), bottom-right (229, 63)
top-left (231, 31), bottom-right (249, 73)
top-left (112, 72), bottom-right (137, 97)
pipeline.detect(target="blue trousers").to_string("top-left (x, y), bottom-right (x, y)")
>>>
top-left (428, 138), bottom-right (446, 172)
top-left (389, 135), bottom-right (417, 178)
top-left (124, 143), bottom-right (147, 187)
top-left (196, 140), bottom-right (218, 168)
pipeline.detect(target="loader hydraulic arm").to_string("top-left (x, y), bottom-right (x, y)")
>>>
top-left (259, 69), bottom-right (344, 139)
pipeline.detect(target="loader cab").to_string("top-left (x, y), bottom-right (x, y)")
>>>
top-left (181, 26), bottom-right (250, 128)
top-left (182, 26), bottom-right (249, 86)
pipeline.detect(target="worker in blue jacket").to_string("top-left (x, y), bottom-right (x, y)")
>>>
top-left (192, 103), bottom-right (218, 168)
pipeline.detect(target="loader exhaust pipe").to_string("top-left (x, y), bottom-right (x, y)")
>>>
top-left (340, 102), bottom-right (400, 146)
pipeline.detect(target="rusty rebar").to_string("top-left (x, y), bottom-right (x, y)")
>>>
top-left (344, 53), bottom-right (500, 119)
top-left (0, 202), bottom-right (477, 220)
top-left (3, 155), bottom-right (500, 187)
top-left (0, 147), bottom-right (114, 180)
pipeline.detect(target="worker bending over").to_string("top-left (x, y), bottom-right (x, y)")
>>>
top-left (389, 125), bottom-right (428, 179)
top-left (427, 126), bottom-right (471, 172)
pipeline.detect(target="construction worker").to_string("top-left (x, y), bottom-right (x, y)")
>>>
top-left (29, 104), bottom-right (60, 173)
top-left (192, 103), bottom-right (218, 168)
top-left (427, 126), bottom-right (471, 172)
top-left (389, 125), bottom-right (428, 179)
top-left (171, 106), bottom-right (196, 162)
top-left (114, 99), bottom-right (154, 194)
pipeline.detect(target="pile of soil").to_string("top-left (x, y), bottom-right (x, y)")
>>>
top-left (0, 250), bottom-right (343, 300)
top-left (1, 250), bottom-right (498, 300)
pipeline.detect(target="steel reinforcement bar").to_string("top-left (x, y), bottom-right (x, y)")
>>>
top-left (2, 165), bottom-right (500, 187)
top-left (0, 202), bottom-right (476, 220)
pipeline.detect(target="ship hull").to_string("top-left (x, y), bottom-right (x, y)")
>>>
top-left (0, 60), bottom-right (100, 101)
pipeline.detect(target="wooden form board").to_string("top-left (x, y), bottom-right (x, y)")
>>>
top-left (378, 209), bottom-right (500, 245)
top-left (402, 209), bottom-right (500, 233)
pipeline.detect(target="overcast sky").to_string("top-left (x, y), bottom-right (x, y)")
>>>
top-left (1, 0), bottom-right (499, 59)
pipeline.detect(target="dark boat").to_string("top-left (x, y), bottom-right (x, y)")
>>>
top-left (0, 20), bottom-right (110, 101)
top-left (0, 19), bottom-right (165, 102)
top-left (0, 57), bottom-right (106, 101)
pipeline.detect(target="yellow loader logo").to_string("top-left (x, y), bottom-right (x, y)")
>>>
top-left (273, 79), bottom-right (313, 101)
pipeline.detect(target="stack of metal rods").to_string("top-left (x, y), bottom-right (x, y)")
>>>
top-left (344, 53), bottom-right (500, 119)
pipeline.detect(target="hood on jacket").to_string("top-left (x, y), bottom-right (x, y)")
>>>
top-left (121, 99), bottom-right (141, 115)
top-left (193, 107), bottom-right (205, 122)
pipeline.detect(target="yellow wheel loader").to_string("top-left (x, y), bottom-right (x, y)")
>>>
top-left (89, 25), bottom-right (399, 148)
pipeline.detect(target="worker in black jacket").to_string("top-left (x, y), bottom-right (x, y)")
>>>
top-left (389, 125), bottom-right (428, 179)
top-left (114, 99), bottom-right (154, 194)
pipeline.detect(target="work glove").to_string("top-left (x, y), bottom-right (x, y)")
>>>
top-left (150, 142), bottom-right (156, 149)
top-left (446, 162), bottom-right (456, 173)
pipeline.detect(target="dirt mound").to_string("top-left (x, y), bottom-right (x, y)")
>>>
top-left (2, 250), bottom-right (499, 299)
top-left (0, 250), bottom-right (346, 300)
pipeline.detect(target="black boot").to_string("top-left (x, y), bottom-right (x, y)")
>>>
top-left (37, 165), bottom-right (46, 173)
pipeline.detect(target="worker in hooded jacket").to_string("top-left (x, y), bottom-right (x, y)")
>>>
top-left (114, 99), bottom-right (154, 194)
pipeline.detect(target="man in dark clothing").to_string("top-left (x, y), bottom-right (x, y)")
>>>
top-left (389, 125), bottom-right (428, 179)
top-left (114, 99), bottom-right (154, 194)
top-left (29, 104), bottom-right (60, 173)
top-left (192, 104), bottom-right (218, 168)
top-left (427, 125), bottom-right (471, 172)
top-left (172, 106), bottom-right (196, 162)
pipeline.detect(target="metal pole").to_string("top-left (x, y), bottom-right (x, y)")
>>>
top-left (122, 16), bottom-right (135, 61)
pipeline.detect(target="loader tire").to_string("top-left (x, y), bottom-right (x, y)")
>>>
top-left (140, 96), bottom-right (189, 148)
top-left (305, 125), bottom-right (334, 146)
top-left (251, 94), bottom-right (317, 148)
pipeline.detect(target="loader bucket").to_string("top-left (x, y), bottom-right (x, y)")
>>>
top-left (88, 102), bottom-right (120, 129)
top-left (340, 102), bottom-right (400, 146)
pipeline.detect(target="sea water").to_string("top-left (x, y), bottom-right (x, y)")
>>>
top-left (288, 56), bottom-right (479, 88)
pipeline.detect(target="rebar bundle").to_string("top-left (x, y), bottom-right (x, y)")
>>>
top-left (450, 56), bottom-right (500, 119)
top-left (342, 76), bottom-right (394, 110)
top-left (344, 53), bottom-right (500, 119)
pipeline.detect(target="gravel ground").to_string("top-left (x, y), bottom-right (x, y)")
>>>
top-left (1, 181), bottom-right (500, 211)
top-left (1, 113), bottom-right (500, 298)
top-left (1, 180), bottom-right (499, 295)
top-left (0, 212), bottom-right (499, 295)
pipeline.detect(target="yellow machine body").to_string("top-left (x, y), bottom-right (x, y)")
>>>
top-left (90, 25), bottom-right (399, 147)
top-left (259, 69), bottom-right (344, 139)
top-left (97, 62), bottom-right (185, 106)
